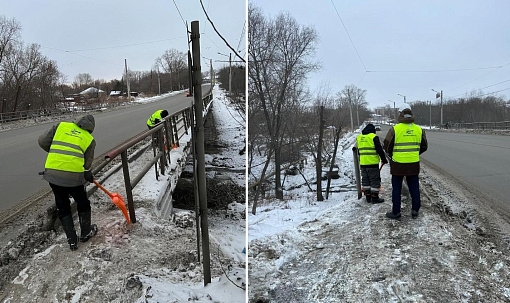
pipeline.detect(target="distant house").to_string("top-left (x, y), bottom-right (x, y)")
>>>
top-left (79, 87), bottom-right (105, 97)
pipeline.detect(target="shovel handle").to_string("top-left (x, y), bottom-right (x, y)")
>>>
top-left (93, 180), bottom-right (113, 198)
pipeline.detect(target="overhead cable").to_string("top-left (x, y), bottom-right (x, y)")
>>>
top-left (330, 0), bottom-right (367, 71)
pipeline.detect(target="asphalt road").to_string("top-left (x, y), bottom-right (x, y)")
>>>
top-left (0, 85), bottom-right (210, 212)
top-left (378, 124), bottom-right (510, 220)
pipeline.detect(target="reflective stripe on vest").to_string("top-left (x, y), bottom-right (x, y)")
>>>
top-left (45, 122), bottom-right (94, 172)
top-left (392, 123), bottom-right (422, 163)
top-left (357, 133), bottom-right (380, 165)
top-left (147, 110), bottom-right (164, 127)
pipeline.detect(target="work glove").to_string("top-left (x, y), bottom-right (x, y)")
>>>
top-left (84, 170), bottom-right (94, 183)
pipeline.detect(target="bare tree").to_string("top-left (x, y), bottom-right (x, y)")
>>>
top-left (3, 43), bottom-right (44, 111)
top-left (249, 6), bottom-right (319, 203)
top-left (337, 84), bottom-right (367, 128)
top-left (156, 49), bottom-right (187, 91)
top-left (0, 16), bottom-right (21, 65)
top-left (73, 73), bottom-right (93, 91)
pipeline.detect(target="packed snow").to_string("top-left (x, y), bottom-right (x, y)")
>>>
top-left (0, 85), bottom-right (247, 302)
top-left (248, 127), bottom-right (510, 302)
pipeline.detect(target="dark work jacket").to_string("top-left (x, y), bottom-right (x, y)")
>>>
top-left (383, 109), bottom-right (428, 176)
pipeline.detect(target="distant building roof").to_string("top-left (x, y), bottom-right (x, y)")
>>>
top-left (79, 87), bottom-right (105, 95)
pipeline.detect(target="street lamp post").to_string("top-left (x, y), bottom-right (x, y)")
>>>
top-left (388, 100), bottom-right (396, 124)
top-left (397, 93), bottom-right (406, 103)
top-left (432, 89), bottom-right (443, 128)
top-left (428, 100), bottom-right (432, 130)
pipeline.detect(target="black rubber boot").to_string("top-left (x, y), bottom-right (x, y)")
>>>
top-left (371, 192), bottom-right (385, 203)
top-left (60, 215), bottom-right (78, 251)
top-left (364, 189), bottom-right (372, 203)
top-left (385, 211), bottom-right (401, 220)
top-left (411, 210), bottom-right (419, 219)
top-left (79, 211), bottom-right (98, 242)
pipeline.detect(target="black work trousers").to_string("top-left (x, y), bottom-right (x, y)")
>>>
top-left (49, 183), bottom-right (91, 219)
top-left (360, 165), bottom-right (381, 193)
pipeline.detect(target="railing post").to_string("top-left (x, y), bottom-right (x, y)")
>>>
top-left (158, 129), bottom-right (166, 175)
top-left (163, 119), bottom-right (172, 164)
top-left (121, 150), bottom-right (136, 224)
top-left (151, 134), bottom-right (159, 181)
top-left (183, 111), bottom-right (189, 135)
top-left (172, 115), bottom-right (179, 147)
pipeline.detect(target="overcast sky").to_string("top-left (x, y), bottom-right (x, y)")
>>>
top-left (251, 0), bottom-right (510, 109)
top-left (0, 0), bottom-right (245, 84)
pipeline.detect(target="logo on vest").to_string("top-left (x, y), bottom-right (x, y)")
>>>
top-left (405, 129), bottom-right (414, 135)
top-left (66, 128), bottom-right (82, 138)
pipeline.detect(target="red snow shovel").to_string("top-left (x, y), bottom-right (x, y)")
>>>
top-left (93, 180), bottom-right (131, 224)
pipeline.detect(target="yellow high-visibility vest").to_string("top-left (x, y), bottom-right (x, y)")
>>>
top-left (44, 122), bottom-right (94, 172)
top-left (147, 110), bottom-right (164, 127)
top-left (357, 133), bottom-right (380, 165)
top-left (393, 123), bottom-right (422, 163)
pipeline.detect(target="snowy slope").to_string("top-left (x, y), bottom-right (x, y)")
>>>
top-left (248, 128), bottom-right (510, 302)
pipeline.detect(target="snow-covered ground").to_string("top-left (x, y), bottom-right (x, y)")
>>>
top-left (0, 85), bottom-right (247, 302)
top-left (248, 128), bottom-right (510, 302)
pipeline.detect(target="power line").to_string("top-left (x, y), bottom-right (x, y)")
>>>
top-left (474, 87), bottom-right (510, 97)
top-left (448, 61), bottom-right (510, 93)
top-left (40, 45), bottom-right (118, 66)
top-left (237, 21), bottom-right (246, 53)
top-left (366, 66), bottom-right (503, 73)
top-left (172, 0), bottom-right (187, 29)
top-left (199, 0), bottom-right (245, 63)
top-left (66, 37), bottom-right (187, 52)
top-left (356, 71), bottom-right (367, 86)
top-left (330, 0), bottom-right (367, 71)
top-left (450, 79), bottom-right (510, 97)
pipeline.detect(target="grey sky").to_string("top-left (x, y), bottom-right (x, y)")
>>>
top-left (0, 0), bottom-right (246, 84)
top-left (251, 0), bottom-right (510, 109)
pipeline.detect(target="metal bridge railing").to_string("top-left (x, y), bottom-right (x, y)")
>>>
top-left (91, 91), bottom-right (212, 224)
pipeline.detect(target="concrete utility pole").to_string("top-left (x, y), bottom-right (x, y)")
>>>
top-left (191, 20), bottom-right (211, 286)
top-left (440, 90), bottom-right (443, 127)
top-left (432, 89), bottom-right (443, 128)
top-left (125, 59), bottom-right (131, 101)
top-left (188, 51), bottom-right (193, 96)
top-left (210, 59), bottom-right (213, 88)
top-left (229, 53), bottom-right (232, 93)
top-left (157, 68), bottom-right (161, 95)
top-left (429, 101), bottom-right (432, 130)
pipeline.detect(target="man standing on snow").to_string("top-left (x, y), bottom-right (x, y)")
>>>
top-left (383, 104), bottom-right (428, 220)
top-left (38, 114), bottom-right (98, 251)
top-left (355, 123), bottom-right (388, 203)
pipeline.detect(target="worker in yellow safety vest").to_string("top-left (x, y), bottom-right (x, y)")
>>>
top-left (38, 115), bottom-right (98, 251)
top-left (147, 109), bottom-right (169, 129)
top-left (355, 123), bottom-right (388, 203)
top-left (383, 104), bottom-right (428, 220)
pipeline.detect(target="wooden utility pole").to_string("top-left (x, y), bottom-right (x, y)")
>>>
top-left (124, 59), bottom-right (131, 101)
top-left (229, 53), bottom-right (232, 93)
top-left (191, 20), bottom-right (211, 286)
top-left (326, 126), bottom-right (341, 199)
top-left (316, 105), bottom-right (325, 201)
